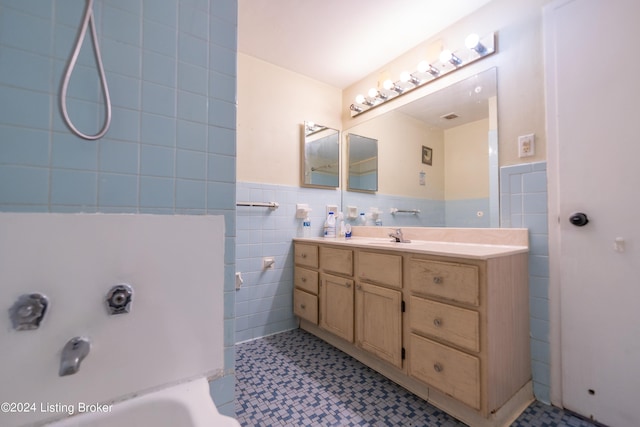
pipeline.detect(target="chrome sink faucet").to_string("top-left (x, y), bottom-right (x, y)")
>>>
top-left (388, 228), bottom-right (410, 243)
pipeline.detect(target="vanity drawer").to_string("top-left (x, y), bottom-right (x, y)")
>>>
top-left (294, 243), bottom-right (319, 268)
top-left (409, 259), bottom-right (479, 306)
top-left (409, 296), bottom-right (480, 352)
top-left (294, 289), bottom-right (318, 324)
top-left (320, 246), bottom-right (353, 276)
top-left (295, 267), bottom-right (318, 294)
top-left (358, 251), bottom-right (402, 288)
top-left (409, 334), bottom-right (480, 410)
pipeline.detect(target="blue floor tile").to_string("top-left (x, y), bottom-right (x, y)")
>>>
top-left (235, 329), bottom-right (598, 427)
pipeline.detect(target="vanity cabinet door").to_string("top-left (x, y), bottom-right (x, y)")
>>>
top-left (319, 273), bottom-right (354, 342)
top-left (358, 251), bottom-right (402, 288)
top-left (320, 246), bottom-right (353, 276)
top-left (409, 334), bottom-right (480, 410)
top-left (294, 289), bottom-right (318, 324)
top-left (294, 243), bottom-right (318, 268)
top-left (356, 282), bottom-right (403, 368)
top-left (409, 259), bottom-right (479, 306)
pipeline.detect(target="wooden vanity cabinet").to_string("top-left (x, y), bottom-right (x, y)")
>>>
top-left (293, 239), bottom-right (531, 427)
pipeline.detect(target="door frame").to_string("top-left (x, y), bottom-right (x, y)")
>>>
top-left (542, 0), bottom-right (574, 408)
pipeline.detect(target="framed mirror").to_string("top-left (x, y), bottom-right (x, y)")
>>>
top-left (301, 121), bottom-right (340, 188)
top-left (342, 68), bottom-right (498, 227)
top-left (347, 133), bottom-right (378, 192)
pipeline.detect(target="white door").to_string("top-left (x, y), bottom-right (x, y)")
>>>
top-left (545, 0), bottom-right (640, 425)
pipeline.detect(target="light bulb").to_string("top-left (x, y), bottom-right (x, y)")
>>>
top-left (383, 79), bottom-right (394, 90)
top-left (368, 88), bottom-right (378, 98)
top-left (465, 34), bottom-right (480, 49)
top-left (465, 33), bottom-right (486, 54)
top-left (355, 94), bottom-right (365, 104)
top-left (440, 49), bottom-right (462, 66)
top-left (439, 50), bottom-right (453, 63)
top-left (418, 61), bottom-right (439, 76)
top-left (400, 71), bottom-right (411, 82)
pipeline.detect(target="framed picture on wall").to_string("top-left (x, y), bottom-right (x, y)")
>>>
top-left (422, 146), bottom-right (433, 165)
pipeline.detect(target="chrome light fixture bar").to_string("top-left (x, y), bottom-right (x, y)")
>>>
top-left (350, 32), bottom-right (497, 117)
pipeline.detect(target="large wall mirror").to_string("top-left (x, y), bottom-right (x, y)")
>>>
top-left (301, 121), bottom-right (340, 188)
top-left (342, 68), bottom-right (499, 227)
top-left (347, 133), bottom-right (378, 192)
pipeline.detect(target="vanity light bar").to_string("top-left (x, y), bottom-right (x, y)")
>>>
top-left (350, 32), bottom-right (496, 117)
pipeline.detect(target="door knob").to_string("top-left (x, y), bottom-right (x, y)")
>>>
top-left (569, 212), bottom-right (589, 227)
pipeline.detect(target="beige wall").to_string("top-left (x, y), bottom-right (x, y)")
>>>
top-left (237, 53), bottom-right (342, 185)
top-left (445, 118), bottom-right (490, 200)
top-left (342, 0), bottom-right (550, 166)
top-left (238, 0), bottom-right (551, 186)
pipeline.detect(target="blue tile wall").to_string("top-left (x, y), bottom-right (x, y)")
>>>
top-left (500, 161), bottom-right (550, 403)
top-left (0, 0), bottom-right (238, 417)
top-left (236, 182), bottom-right (341, 342)
top-left (236, 183), bottom-right (494, 343)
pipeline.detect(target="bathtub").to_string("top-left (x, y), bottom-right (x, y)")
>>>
top-left (47, 378), bottom-right (240, 427)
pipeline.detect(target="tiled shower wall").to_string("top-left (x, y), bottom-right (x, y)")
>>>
top-left (0, 0), bottom-right (237, 416)
top-left (501, 161), bottom-right (551, 403)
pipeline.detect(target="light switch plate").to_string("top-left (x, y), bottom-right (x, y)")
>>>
top-left (518, 133), bottom-right (535, 157)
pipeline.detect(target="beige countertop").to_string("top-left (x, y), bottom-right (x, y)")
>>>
top-left (293, 236), bottom-right (529, 260)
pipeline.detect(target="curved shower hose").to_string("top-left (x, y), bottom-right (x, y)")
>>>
top-left (60, 0), bottom-right (111, 140)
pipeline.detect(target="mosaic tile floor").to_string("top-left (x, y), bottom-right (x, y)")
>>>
top-left (235, 329), bottom-right (598, 427)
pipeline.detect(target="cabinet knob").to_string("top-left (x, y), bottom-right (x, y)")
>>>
top-left (301, 253), bottom-right (307, 258)
top-left (356, 284), bottom-right (362, 290)
top-left (301, 277), bottom-right (307, 282)
top-left (433, 363), bottom-right (443, 373)
top-left (433, 276), bottom-right (443, 284)
top-left (300, 304), bottom-right (306, 309)
top-left (433, 318), bottom-right (443, 327)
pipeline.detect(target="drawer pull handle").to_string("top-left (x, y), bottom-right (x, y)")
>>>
top-left (301, 253), bottom-right (307, 258)
top-left (433, 318), bottom-right (443, 327)
top-left (433, 276), bottom-right (443, 284)
top-left (301, 277), bottom-right (307, 282)
top-left (433, 363), bottom-right (443, 373)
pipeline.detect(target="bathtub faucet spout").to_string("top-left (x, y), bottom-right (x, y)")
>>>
top-left (59, 336), bottom-right (91, 376)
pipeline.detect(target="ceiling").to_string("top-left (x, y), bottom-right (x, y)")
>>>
top-left (238, 0), bottom-right (494, 89)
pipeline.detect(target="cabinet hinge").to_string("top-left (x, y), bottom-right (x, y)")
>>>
top-left (401, 300), bottom-right (405, 312)
top-left (401, 347), bottom-right (406, 360)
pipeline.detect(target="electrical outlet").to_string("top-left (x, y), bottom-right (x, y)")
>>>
top-left (518, 133), bottom-right (535, 157)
